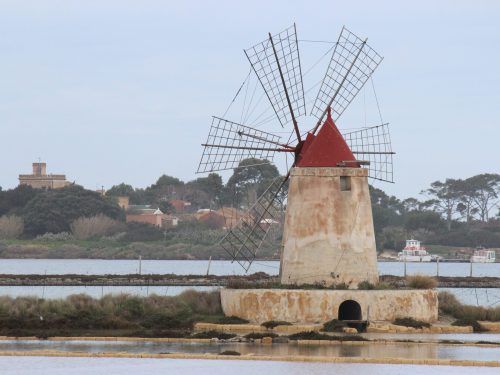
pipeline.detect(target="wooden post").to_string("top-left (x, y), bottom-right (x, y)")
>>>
top-left (206, 256), bottom-right (212, 276)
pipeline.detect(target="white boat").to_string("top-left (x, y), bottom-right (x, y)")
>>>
top-left (471, 248), bottom-right (496, 263)
top-left (398, 239), bottom-right (434, 262)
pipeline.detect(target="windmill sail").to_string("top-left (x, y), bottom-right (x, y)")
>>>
top-left (342, 123), bottom-right (394, 183)
top-left (197, 117), bottom-right (286, 173)
top-left (311, 27), bottom-right (383, 123)
top-left (219, 176), bottom-right (287, 271)
top-left (244, 24), bottom-right (306, 127)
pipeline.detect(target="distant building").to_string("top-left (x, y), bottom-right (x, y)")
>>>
top-left (162, 215), bottom-right (179, 228)
top-left (126, 206), bottom-right (165, 227)
top-left (169, 199), bottom-right (191, 213)
top-left (196, 210), bottom-right (226, 229)
top-left (19, 162), bottom-right (70, 189)
top-left (116, 196), bottom-right (130, 210)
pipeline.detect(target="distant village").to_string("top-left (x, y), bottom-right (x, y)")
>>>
top-left (17, 161), bottom-right (254, 232)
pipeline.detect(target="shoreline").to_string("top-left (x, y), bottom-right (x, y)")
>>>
top-left (0, 348), bottom-right (498, 367)
top-left (0, 274), bottom-right (498, 288)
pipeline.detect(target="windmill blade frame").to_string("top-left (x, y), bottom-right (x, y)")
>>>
top-left (244, 23), bottom-right (306, 131)
top-left (310, 26), bottom-right (383, 129)
top-left (219, 176), bottom-right (288, 271)
top-left (342, 123), bottom-right (395, 183)
top-left (197, 116), bottom-right (291, 174)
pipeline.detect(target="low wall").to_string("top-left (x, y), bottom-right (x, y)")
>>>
top-left (221, 289), bottom-right (438, 323)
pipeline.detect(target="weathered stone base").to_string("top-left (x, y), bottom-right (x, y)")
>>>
top-left (221, 288), bottom-right (438, 323)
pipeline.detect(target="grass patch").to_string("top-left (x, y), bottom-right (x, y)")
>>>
top-left (190, 330), bottom-right (236, 339)
top-left (216, 316), bottom-right (249, 324)
top-left (439, 291), bottom-right (500, 322)
top-left (322, 319), bottom-right (347, 332)
top-left (0, 290), bottom-right (222, 336)
top-left (393, 317), bottom-right (431, 329)
top-left (287, 331), bottom-right (367, 341)
top-left (219, 350), bottom-right (240, 356)
top-left (244, 332), bottom-right (278, 340)
top-left (261, 320), bottom-right (292, 329)
top-left (226, 280), bottom-right (352, 290)
top-left (406, 275), bottom-right (437, 289)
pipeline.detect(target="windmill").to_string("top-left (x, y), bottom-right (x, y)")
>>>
top-left (197, 24), bottom-right (394, 285)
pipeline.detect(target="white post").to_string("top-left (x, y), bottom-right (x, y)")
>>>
top-left (139, 255), bottom-right (142, 275)
top-left (404, 258), bottom-right (407, 277)
top-left (470, 260), bottom-right (473, 277)
top-left (436, 258), bottom-right (440, 277)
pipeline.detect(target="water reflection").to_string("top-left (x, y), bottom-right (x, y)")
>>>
top-left (1, 339), bottom-right (499, 362)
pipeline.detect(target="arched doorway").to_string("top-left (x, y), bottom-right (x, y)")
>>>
top-left (338, 300), bottom-right (362, 321)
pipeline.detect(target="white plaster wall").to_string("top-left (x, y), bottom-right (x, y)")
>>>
top-left (221, 289), bottom-right (439, 323)
top-left (280, 167), bottom-right (379, 287)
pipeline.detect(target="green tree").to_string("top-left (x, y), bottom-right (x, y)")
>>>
top-left (225, 158), bottom-right (280, 207)
top-left (105, 183), bottom-right (148, 204)
top-left (369, 186), bottom-right (403, 250)
top-left (466, 174), bottom-right (500, 222)
top-left (145, 175), bottom-right (185, 203)
top-left (0, 185), bottom-right (40, 216)
top-left (22, 185), bottom-right (124, 237)
top-left (421, 179), bottom-right (462, 231)
top-left (404, 211), bottom-right (445, 232)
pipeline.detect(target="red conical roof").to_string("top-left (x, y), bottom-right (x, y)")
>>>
top-left (296, 110), bottom-right (357, 168)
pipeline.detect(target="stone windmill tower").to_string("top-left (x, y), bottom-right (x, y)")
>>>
top-left (197, 24), bottom-right (437, 324)
top-left (198, 24), bottom-right (392, 288)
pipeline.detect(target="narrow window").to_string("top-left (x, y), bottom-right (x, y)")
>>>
top-left (340, 176), bottom-right (351, 191)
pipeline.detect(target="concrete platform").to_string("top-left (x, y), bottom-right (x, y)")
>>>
top-left (221, 288), bottom-right (438, 323)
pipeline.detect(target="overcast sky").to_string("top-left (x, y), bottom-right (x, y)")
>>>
top-left (1, 0), bottom-right (499, 199)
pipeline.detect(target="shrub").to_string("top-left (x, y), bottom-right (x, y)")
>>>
top-left (244, 332), bottom-right (278, 339)
top-left (219, 350), bottom-right (240, 356)
top-left (406, 275), bottom-right (437, 289)
top-left (287, 331), bottom-right (367, 341)
top-left (190, 330), bottom-right (235, 339)
top-left (452, 319), bottom-right (488, 333)
top-left (0, 291), bottom-right (223, 335)
top-left (177, 289), bottom-right (222, 316)
top-left (357, 281), bottom-right (375, 290)
top-left (322, 319), bottom-right (347, 332)
top-left (438, 291), bottom-right (500, 322)
top-left (35, 232), bottom-right (73, 241)
top-left (0, 215), bottom-right (24, 239)
top-left (261, 320), bottom-right (292, 329)
top-left (71, 214), bottom-right (124, 240)
top-left (217, 316), bottom-right (249, 324)
top-left (122, 222), bottom-right (164, 242)
top-left (393, 317), bottom-right (430, 329)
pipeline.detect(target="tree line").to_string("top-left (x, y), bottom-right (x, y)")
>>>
top-left (0, 159), bottom-right (499, 249)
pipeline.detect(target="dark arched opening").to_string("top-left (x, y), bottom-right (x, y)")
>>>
top-left (338, 300), bottom-right (362, 321)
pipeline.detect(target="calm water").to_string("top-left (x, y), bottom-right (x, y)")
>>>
top-left (0, 259), bottom-right (498, 278)
top-left (1, 339), bottom-right (500, 362)
top-left (3, 357), bottom-right (499, 375)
